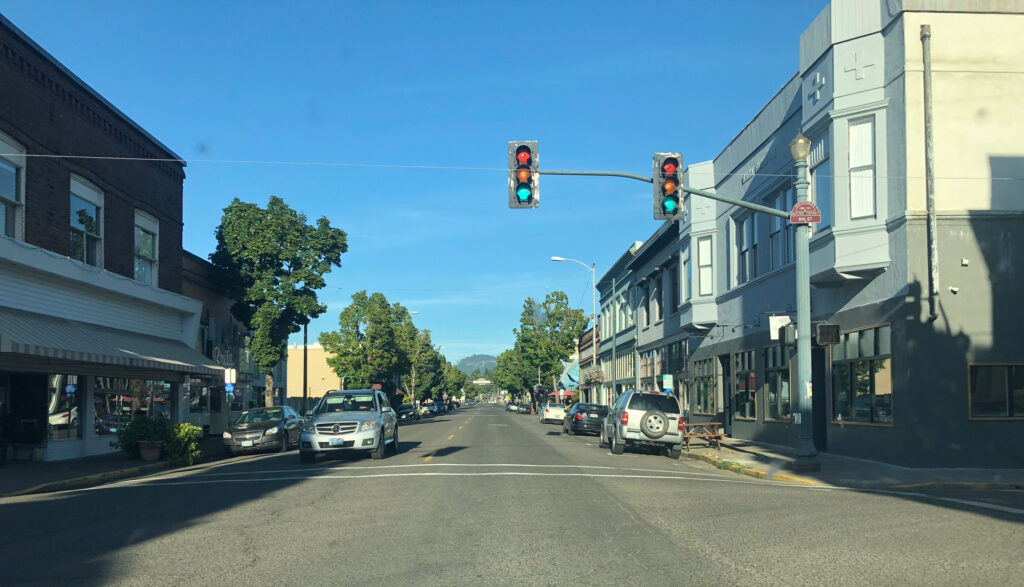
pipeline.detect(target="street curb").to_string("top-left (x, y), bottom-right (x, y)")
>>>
top-left (1, 461), bottom-right (171, 498)
top-left (684, 451), bottom-right (816, 485)
top-left (888, 482), bottom-right (1024, 491)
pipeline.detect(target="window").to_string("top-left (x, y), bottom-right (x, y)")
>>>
top-left (786, 187), bottom-right (796, 260)
top-left (47, 374), bottom-right (83, 441)
top-left (0, 133), bottom-right (25, 240)
top-left (765, 345), bottom-right (791, 421)
top-left (697, 236), bottom-right (713, 296)
top-left (642, 284), bottom-right (651, 327)
top-left (769, 192), bottom-right (788, 270)
top-left (70, 176), bottom-right (103, 267)
top-left (651, 279), bottom-right (661, 322)
top-left (681, 244), bottom-right (691, 302)
top-left (832, 324), bottom-right (892, 424)
top-left (969, 364), bottom-right (1024, 419)
top-left (737, 214), bottom-right (757, 284)
top-left (693, 358), bottom-right (715, 415)
top-left (849, 118), bottom-right (875, 219)
top-left (669, 264), bottom-right (679, 311)
top-left (733, 350), bottom-right (756, 420)
top-left (811, 158), bottom-right (832, 231)
top-left (134, 210), bottom-right (159, 285)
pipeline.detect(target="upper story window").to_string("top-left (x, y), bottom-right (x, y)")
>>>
top-left (849, 118), bottom-right (876, 219)
top-left (0, 132), bottom-right (26, 241)
top-left (809, 134), bottom-right (832, 231)
top-left (681, 244), bottom-right (691, 303)
top-left (737, 213), bottom-right (758, 285)
top-left (70, 176), bottom-right (103, 267)
top-left (697, 236), bottom-right (713, 297)
top-left (768, 185), bottom-right (794, 270)
top-left (134, 210), bottom-right (159, 286)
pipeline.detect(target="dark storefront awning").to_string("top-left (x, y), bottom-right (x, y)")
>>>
top-left (0, 307), bottom-right (223, 377)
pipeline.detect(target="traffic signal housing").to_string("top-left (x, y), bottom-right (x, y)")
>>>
top-left (508, 141), bottom-right (539, 209)
top-left (654, 152), bottom-right (683, 220)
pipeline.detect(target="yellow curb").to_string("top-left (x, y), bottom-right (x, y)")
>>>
top-left (773, 473), bottom-right (817, 485)
top-left (742, 468), bottom-right (767, 479)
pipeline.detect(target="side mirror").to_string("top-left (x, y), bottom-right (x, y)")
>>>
top-left (304, 410), bottom-right (313, 417)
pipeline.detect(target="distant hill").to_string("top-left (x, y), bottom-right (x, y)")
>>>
top-left (457, 354), bottom-right (496, 375)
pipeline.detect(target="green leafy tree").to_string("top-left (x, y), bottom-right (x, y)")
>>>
top-left (404, 329), bottom-right (442, 404)
top-left (211, 196), bottom-right (347, 404)
top-left (319, 291), bottom-right (414, 393)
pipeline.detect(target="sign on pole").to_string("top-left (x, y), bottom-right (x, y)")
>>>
top-left (789, 201), bottom-right (821, 224)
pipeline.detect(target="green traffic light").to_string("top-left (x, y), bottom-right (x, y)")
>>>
top-left (663, 196), bottom-right (678, 213)
top-left (516, 183), bottom-right (532, 201)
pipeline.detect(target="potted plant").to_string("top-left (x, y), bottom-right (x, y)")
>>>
top-left (111, 417), bottom-right (171, 461)
top-left (582, 367), bottom-right (604, 385)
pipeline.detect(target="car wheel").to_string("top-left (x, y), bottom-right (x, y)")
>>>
top-left (391, 426), bottom-right (399, 454)
top-left (610, 431), bottom-right (624, 455)
top-left (640, 410), bottom-right (669, 439)
top-left (667, 447), bottom-right (682, 460)
top-left (370, 431), bottom-right (385, 460)
top-left (300, 451), bottom-right (316, 464)
top-left (598, 427), bottom-right (609, 448)
top-left (566, 423), bottom-right (575, 436)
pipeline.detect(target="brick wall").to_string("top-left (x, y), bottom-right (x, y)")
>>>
top-left (0, 19), bottom-right (186, 292)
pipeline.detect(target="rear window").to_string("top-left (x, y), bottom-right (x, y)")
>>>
top-left (578, 404), bottom-right (607, 414)
top-left (627, 393), bottom-right (680, 414)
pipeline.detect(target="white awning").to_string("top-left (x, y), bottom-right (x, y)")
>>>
top-left (0, 307), bottom-right (222, 377)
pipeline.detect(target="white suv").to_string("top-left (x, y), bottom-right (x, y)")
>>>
top-left (600, 390), bottom-right (684, 459)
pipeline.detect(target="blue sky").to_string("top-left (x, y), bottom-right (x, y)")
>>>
top-left (1, 0), bottom-right (828, 362)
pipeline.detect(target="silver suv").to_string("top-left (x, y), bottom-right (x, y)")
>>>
top-left (299, 389), bottom-right (398, 463)
top-left (600, 390), bottom-right (684, 459)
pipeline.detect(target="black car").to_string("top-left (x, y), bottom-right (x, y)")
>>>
top-left (396, 404), bottom-right (419, 423)
top-left (563, 403), bottom-right (608, 436)
top-left (223, 406), bottom-right (303, 455)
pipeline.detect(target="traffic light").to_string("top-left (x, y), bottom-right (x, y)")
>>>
top-left (653, 152), bottom-right (683, 220)
top-left (508, 141), bottom-right (539, 209)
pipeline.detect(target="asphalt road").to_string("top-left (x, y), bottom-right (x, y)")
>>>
top-left (2, 404), bottom-right (1022, 586)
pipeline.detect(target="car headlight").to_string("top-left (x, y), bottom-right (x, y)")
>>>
top-left (264, 427), bottom-right (279, 435)
top-left (222, 431), bottom-right (232, 439)
top-left (359, 421), bottom-right (378, 431)
top-left (302, 422), bottom-right (316, 432)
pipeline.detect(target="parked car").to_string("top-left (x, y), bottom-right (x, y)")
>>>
top-left (538, 402), bottom-right (566, 424)
top-left (563, 403), bottom-right (608, 436)
top-left (517, 403), bottom-right (532, 415)
top-left (223, 406), bottom-right (304, 455)
top-left (299, 389), bottom-right (398, 463)
top-left (396, 404), bottom-right (419, 423)
top-left (506, 401), bottom-right (518, 412)
top-left (600, 390), bottom-right (684, 459)
top-left (421, 403), bottom-right (438, 416)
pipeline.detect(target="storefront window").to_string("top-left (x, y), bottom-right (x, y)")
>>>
top-left (189, 377), bottom-right (209, 414)
top-left (693, 358), bottom-right (715, 415)
top-left (832, 325), bottom-right (893, 424)
top-left (765, 345), bottom-right (791, 421)
top-left (47, 374), bottom-right (82, 441)
top-left (733, 350), bottom-right (756, 420)
top-left (94, 377), bottom-right (174, 436)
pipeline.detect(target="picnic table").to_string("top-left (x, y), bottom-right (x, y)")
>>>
top-left (682, 421), bottom-right (724, 451)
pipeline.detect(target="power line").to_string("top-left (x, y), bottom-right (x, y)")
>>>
top-left (2, 152), bottom-right (1021, 181)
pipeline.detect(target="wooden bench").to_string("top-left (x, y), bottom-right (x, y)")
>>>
top-left (682, 422), bottom-right (724, 451)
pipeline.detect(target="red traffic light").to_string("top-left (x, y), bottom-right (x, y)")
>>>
top-left (661, 158), bottom-right (678, 175)
top-left (516, 146), bottom-right (532, 165)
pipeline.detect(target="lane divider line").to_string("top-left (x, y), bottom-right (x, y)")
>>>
top-left (423, 456), bottom-right (433, 463)
top-left (447, 434), bottom-right (455, 440)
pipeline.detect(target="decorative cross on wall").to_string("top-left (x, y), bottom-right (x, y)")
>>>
top-left (808, 71), bottom-right (826, 104)
top-left (844, 51), bottom-right (876, 80)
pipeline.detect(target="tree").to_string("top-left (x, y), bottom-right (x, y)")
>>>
top-left (511, 292), bottom-right (587, 409)
top-left (319, 291), bottom-right (413, 393)
top-left (211, 196), bottom-right (347, 405)
top-left (405, 329), bottom-right (442, 404)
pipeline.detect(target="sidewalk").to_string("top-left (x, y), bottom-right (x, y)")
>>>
top-left (0, 435), bottom-right (226, 497)
top-left (684, 438), bottom-right (1024, 489)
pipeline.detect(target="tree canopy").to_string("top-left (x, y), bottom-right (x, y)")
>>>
top-left (211, 195), bottom-right (347, 377)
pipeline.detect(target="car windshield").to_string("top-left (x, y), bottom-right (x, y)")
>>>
top-left (627, 394), bottom-right (680, 414)
top-left (317, 394), bottom-right (377, 413)
top-left (577, 404), bottom-right (606, 414)
top-left (234, 409), bottom-right (283, 424)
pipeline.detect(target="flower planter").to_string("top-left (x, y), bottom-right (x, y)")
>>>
top-left (138, 440), bottom-right (164, 462)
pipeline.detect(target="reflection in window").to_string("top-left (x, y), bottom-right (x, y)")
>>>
top-left (733, 350), bottom-right (756, 420)
top-left (765, 346), bottom-right (791, 421)
top-left (832, 325), bottom-right (892, 424)
top-left (47, 374), bottom-right (82, 441)
top-left (93, 377), bottom-right (173, 436)
top-left (693, 358), bottom-right (715, 415)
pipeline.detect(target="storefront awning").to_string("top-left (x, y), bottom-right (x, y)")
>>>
top-left (0, 307), bottom-right (223, 377)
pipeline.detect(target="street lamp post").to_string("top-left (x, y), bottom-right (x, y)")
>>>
top-left (551, 256), bottom-right (597, 404)
top-left (790, 133), bottom-right (821, 472)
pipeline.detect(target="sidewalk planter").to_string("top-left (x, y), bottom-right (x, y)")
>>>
top-left (137, 440), bottom-right (164, 462)
top-left (111, 417), bottom-right (172, 459)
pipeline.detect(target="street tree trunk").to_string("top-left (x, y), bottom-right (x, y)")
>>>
top-left (265, 372), bottom-right (275, 407)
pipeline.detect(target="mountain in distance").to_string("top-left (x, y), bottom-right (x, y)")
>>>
top-left (457, 354), bottom-right (496, 376)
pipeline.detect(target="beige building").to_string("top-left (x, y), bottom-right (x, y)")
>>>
top-left (286, 344), bottom-right (343, 400)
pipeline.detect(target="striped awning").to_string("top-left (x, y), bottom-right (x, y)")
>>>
top-left (0, 307), bottom-right (222, 377)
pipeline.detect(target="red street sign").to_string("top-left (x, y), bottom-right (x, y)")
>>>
top-left (790, 201), bottom-right (821, 224)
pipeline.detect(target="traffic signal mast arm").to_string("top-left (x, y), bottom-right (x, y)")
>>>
top-left (538, 169), bottom-right (789, 219)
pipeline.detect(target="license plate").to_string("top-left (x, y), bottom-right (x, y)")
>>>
top-left (626, 432), bottom-right (640, 440)
top-left (241, 440), bottom-right (254, 447)
top-left (329, 438), bottom-right (346, 446)
top-left (588, 413), bottom-right (599, 418)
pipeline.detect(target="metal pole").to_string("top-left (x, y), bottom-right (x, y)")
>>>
top-left (921, 24), bottom-right (939, 322)
top-left (591, 263), bottom-right (597, 405)
top-left (633, 281), bottom-right (641, 392)
top-left (302, 322), bottom-right (308, 414)
top-left (609, 276), bottom-right (616, 407)
top-left (793, 156), bottom-right (820, 471)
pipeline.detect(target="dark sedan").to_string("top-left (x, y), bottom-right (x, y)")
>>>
top-left (396, 404), bottom-right (419, 423)
top-left (563, 403), bottom-right (608, 436)
top-left (223, 406), bottom-right (303, 455)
